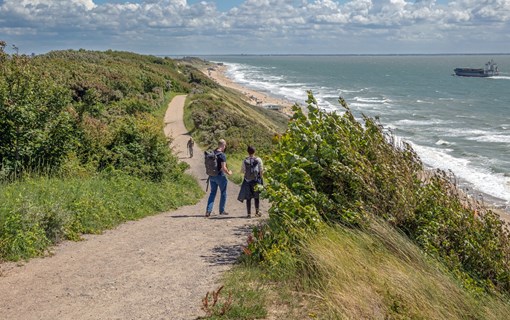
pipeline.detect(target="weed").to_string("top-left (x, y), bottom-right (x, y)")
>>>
top-left (202, 286), bottom-right (233, 317)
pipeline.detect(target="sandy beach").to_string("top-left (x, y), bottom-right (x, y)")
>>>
top-left (201, 62), bottom-right (510, 225)
top-left (202, 64), bottom-right (296, 116)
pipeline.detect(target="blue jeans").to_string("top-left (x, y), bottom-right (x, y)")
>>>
top-left (206, 174), bottom-right (228, 213)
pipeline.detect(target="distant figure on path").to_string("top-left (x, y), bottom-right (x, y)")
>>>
top-left (187, 137), bottom-right (194, 158)
top-left (237, 146), bottom-right (264, 218)
top-left (205, 139), bottom-right (232, 217)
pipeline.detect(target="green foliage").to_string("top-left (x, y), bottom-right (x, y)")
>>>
top-left (0, 42), bottom-right (76, 178)
top-left (100, 113), bottom-right (178, 181)
top-left (185, 91), bottom-right (288, 155)
top-left (248, 91), bottom-right (510, 297)
top-left (300, 223), bottom-right (510, 319)
top-left (0, 173), bottom-right (203, 261)
top-left (0, 44), bottom-right (209, 261)
top-left (202, 266), bottom-right (268, 320)
top-left (406, 172), bottom-right (510, 294)
top-left (0, 43), bottom-right (198, 181)
top-left (248, 92), bottom-right (421, 270)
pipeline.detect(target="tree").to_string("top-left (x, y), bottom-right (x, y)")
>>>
top-left (0, 41), bottom-right (76, 178)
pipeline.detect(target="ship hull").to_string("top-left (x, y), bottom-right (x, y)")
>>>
top-left (454, 60), bottom-right (499, 77)
top-left (454, 68), bottom-right (492, 77)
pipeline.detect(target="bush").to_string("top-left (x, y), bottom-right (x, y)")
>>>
top-left (249, 91), bottom-right (510, 295)
top-left (0, 42), bottom-right (77, 178)
top-left (99, 114), bottom-right (179, 181)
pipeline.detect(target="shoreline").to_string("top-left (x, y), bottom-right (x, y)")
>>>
top-left (201, 62), bottom-right (510, 224)
top-left (202, 64), bottom-right (296, 116)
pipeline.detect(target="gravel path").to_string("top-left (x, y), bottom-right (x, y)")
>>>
top-left (0, 95), bottom-right (264, 320)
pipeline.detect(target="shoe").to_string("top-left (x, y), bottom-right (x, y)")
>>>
top-left (205, 212), bottom-right (211, 217)
top-left (247, 214), bottom-right (251, 219)
top-left (255, 210), bottom-right (262, 217)
top-left (219, 211), bottom-right (229, 215)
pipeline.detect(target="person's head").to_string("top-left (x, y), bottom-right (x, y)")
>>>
top-left (247, 145), bottom-right (255, 155)
top-left (218, 139), bottom-right (227, 151)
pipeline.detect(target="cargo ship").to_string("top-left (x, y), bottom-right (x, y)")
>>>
top-left (454, 59), bottom-right (499, 77)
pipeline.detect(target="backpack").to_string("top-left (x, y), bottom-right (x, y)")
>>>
top-left (204, 150), bottom-right (220, 176)
top-left (244, 157), bottom-right (260, 181)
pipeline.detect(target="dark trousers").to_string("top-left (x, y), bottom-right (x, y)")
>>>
top-left (246, 198), bottom-right (259, 215)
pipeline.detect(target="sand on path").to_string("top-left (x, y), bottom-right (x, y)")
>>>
top-left (0, 95), bottom-right (263, 320)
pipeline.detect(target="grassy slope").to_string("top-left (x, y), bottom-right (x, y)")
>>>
top-left (181, 61), bottom-right (510, 319)
top-left (0, 51), bottom-right (205, 261)
top-left (181, 63), bottom-right (288, 183)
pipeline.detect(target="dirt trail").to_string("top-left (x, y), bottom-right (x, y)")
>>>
top-left (0, 95), bottom-right (264, 320)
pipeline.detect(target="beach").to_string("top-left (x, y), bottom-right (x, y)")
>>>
top-left (202, 64), bottom-right (296, 116)
top-left (201, 59), bottom-right (510, 224)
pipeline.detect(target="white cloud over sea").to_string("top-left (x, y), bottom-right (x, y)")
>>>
top-left (1, 0), bottom-right (509, 55)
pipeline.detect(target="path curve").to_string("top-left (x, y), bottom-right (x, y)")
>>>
top-left (0, 95), bottom-right (263, 320)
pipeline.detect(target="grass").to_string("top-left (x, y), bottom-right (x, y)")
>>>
top-left (179, 65), bottom-right (510, 318)
top-left (0, 172), bottom-right (203, 261)
top-left (183, 87), bottom-right (286, 186)
top-left (201, 266), bottom-right (268, 319)
top-left (212, 221), bottom-right (510, 319)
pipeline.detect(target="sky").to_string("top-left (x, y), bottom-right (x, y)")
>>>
top-left (1, 0), bottom-right (509, 55)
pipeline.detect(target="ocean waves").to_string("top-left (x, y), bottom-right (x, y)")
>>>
top-left (214, 55), bottom-right (510, 206)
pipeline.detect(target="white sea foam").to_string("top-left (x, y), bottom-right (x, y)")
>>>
top-left (350, 102), bottom-right (381, 108)
top-left (394, 118), bottom-right (453, 126)
top-left (439, 127), bottom-right (492, 137)
top-left (435, 139), bottom-right (453, 146)
top-left (490, 76), bottom-right (510, 80)
top-left (353, 96), bottom-right (390, 104)
top-left (411, 143), bottom-right (510, 203)
top-left (467, 134), bottom-right (510, 144)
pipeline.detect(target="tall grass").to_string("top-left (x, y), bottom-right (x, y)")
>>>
top-left (302, 222), bottom-right (510, 319)
top-left (216, 221), bottom-right (510, 319)
top-left (0, 172), bottom-right (203, 261)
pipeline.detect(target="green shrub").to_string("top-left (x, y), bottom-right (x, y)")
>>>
top-left (99, 114), bottom-right (178, 181)
top-left (1, 44), bottom-right (195, 182)
top-left (406, 172), bottom-right (510, 294)
top-left (0, 42), bottom-right (77, 178)
top-left (250, 91), bottom-right (510, 296)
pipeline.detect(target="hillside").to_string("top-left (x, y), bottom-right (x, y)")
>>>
top-left (1, 45), bottom-right (509, 319)
top-left (181, 64), bottom-right (510, 318)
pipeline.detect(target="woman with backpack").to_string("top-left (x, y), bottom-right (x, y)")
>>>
top-left (237, 145), bottom-right (264, 218)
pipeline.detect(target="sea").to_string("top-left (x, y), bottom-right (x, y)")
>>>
top-left (203, 55), bottom-right (510, 210)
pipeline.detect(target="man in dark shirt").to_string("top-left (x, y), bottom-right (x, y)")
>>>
top-left (187, 137), bottom-right (194, 158)
top-left (206, 139), bottom-right (232, 217)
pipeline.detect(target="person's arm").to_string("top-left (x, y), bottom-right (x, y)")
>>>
top-left (221, 161), bottom-right (232, 175)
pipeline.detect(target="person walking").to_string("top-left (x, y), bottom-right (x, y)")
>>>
top-left (186, 137), bottom-right (194, 158)
top-left (205, 139), bottom-right (232, 217)
top-left (237, 146), bottom-right (264, 218)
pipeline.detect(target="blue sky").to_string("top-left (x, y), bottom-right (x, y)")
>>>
top-left (1, 1), bottom-right (509, 55)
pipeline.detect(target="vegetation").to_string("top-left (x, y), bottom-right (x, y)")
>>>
top-left (182, 66), bottom-right (288, 183)
top-left (188, 90), bottom-right (510, 318)
top-left (3, 40), bottom-right (509, 317)
top-left (0, 42), bottom-right (204, 261)
top-left (0, 173), bottom-right (201, 261)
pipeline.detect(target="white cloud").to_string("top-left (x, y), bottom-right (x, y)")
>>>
top-left (1, 0), bottom-right (509, 54)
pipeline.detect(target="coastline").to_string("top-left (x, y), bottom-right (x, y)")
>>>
top-left (201, 62), bottom-right (510, 225)
top-left (202, 64), bottom-right (296, 116)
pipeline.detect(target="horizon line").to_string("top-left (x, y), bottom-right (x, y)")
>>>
top-left (163, 53), bottom-right (510, 57)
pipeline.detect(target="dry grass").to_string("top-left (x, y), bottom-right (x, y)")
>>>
top-left (302, 221), bottom-right (510, 319)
